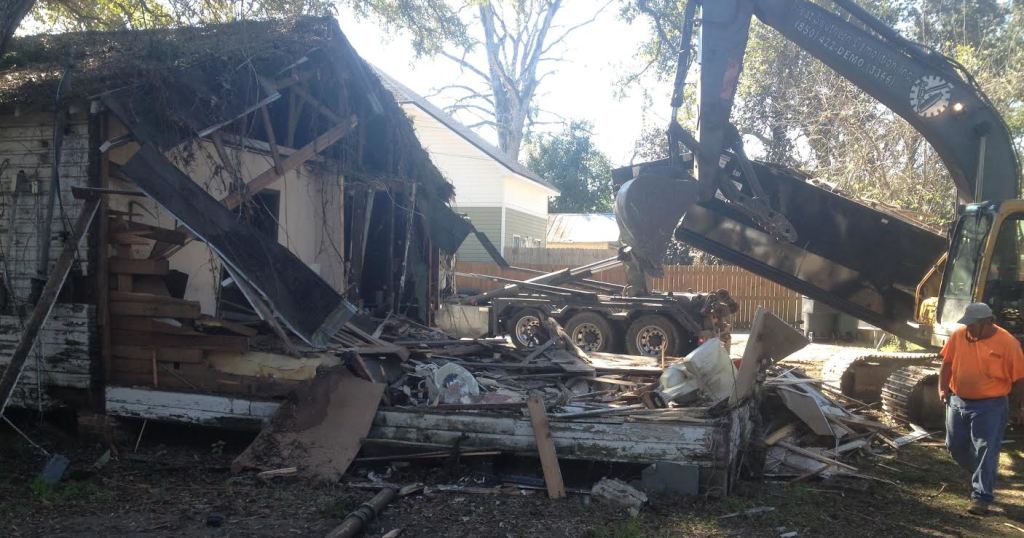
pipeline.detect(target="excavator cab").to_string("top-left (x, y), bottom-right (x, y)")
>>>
top-left (935, 203), bottom-right (1024, 345)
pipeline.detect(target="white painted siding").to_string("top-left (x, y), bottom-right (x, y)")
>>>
top-left (504, 175), bottom-right (552, 220)
top-left (402, 106), bottom-right (506, 208)
top-left (0, 303), bottom-right (94, 409)
top-left (0, 111), bottom-right (92, 304)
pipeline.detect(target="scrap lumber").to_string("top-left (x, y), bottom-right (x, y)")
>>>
top-left (526, 393), bottom-right (566, 499)
top-left (232, 370), bottom-right (384, 481)
top-left (731, 308), bottom-right (808, 405)
top-left (0, 197), bottom-right (100, 415)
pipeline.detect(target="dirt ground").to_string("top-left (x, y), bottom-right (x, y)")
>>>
top-left (3, 341), bottom-right (1024, 537)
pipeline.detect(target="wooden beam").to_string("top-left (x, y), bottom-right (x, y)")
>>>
top-left (111, 345), bottom-right (203, 363)
top-left (112, 330), bottom-right (248, 352)
top-left (220, 115), bottom-right (358, 210)
top-left (526, 394), bottom-right (566, 499)
top-left (211, 131), bottom-right (244, 190)
top-left (0, 197), bottom-right (100, 415)
top-left (286, 90), bottom-right (302, 148)
top-left (110, 316), bottom-right (200, 335)
top-left (260, 105), bottom-right (284, 175)
top-left (110, 258), bottom-right (169, 275)
top-left (109, 301), bottom-right (201, 319)
top-left (290, 84), bottom-right (343, 124)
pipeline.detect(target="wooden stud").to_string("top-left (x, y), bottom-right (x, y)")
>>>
top-left (526, 393), bottom-right (566, 499)
top-left (220, 116), bottom-right (358, 210)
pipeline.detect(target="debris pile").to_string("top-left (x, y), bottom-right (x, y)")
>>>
top-left (759, 365), bottom-right (933, 481)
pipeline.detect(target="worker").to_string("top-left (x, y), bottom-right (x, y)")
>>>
top-left (939, 302), bottom-right (1024, 515)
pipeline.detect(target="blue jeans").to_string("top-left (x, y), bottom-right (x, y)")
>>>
top-left (945, 395), bottom-right (1008, 503)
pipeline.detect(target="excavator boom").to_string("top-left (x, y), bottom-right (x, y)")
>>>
top-left (615, 0), bottom-right (1020, 345)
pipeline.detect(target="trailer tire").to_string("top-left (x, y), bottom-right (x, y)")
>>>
top-left (565, 311), bottom-right (619, 353)
top-left (626, 314), bottom-right (683, 357)
top-left (505, 308), bottom-right (548, 350)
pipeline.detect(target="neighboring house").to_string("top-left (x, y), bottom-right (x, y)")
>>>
top-left (546, 213), bottom-right (620, 250)
top-left (376, 71), bottom-right (560, 262)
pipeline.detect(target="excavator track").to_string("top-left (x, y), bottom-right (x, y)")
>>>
top-left (822, 351), bottom-right (938, 404)
top-left (881, 365), bottom-right (945, 430)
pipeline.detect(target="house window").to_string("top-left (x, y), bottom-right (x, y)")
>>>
top-left (512, 234), bottom-right (523, 249)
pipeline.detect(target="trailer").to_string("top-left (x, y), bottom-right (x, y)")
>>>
top-left (439, 257), bottom-right (738, 357)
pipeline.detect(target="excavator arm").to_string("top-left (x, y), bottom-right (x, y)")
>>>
top-left (615, 0), bottom-right (1020, 345)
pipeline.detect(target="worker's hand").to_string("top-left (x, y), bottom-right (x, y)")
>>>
top-left (939, 389), bottom-right (950, 405)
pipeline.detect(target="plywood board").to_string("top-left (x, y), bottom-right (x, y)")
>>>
top-left (232, 370), bottom-right (385, 481)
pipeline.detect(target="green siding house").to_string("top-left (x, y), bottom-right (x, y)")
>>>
top-left (377, 71), bottom-right (559, 262)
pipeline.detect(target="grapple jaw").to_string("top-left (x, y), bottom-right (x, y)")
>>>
top-left (614, 168), bottom-right (699, 277)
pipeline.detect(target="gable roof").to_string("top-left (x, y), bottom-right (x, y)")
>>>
top-left (375, 69), bottom-right (558, 194)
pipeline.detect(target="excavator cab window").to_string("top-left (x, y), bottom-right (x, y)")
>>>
top-left (939, 211), bottom-right (993, 326)
top-left (981, 213), bottom-right (1024, 340)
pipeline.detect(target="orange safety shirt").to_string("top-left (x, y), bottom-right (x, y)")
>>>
top-left (942, 325), bottom-right (1024, 400)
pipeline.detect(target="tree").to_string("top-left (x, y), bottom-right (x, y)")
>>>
top-left (526, 120), bottom-right (613, 213)
top-left (623, 0), bottom-right (1024, 227)
top-left (1, 1), bottom-right (35, 55)
top-left (346, 0), bottom-right (611, 161)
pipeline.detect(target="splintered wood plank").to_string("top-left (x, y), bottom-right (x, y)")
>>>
top-left (194, 317), bottom-right (259, 337)
top-left (112, 330), bottom-right (247, 352)
top-left (527, 394), bottom-right (566, 499)
top-left (109, 301), bottom-right (200, 319)
top-left (110, 258), bottom-right (170, 275)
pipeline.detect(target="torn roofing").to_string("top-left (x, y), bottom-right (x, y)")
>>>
top-left (374, 68), bottom-right (559, 194)
top-left (0, 17), bottom-right (455, 204)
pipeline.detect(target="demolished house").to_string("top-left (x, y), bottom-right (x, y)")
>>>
top-left (0, 18), bottom-right (901, 499)
top-left (0, 17), bottom-right (470, 415)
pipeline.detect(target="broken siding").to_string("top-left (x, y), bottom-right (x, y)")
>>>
top-left (105, 138), bottom-right (347, 314)
top-left (0, 303), bottom-right (95, 408)
top-left (0, 111), bottom-right (92, 303)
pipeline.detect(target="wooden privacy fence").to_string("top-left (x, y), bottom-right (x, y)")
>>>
top-left (456, 261), bottom-right (802, 329)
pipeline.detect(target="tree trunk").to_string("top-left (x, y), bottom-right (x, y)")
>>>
top-left (0, 0), bottom-right (35, 56)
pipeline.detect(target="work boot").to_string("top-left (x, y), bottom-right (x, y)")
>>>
top-left (967, 499), bottom-right (990, 516)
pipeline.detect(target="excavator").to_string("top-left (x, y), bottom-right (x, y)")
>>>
top-left (614, 0), bottom-right (1023, 427)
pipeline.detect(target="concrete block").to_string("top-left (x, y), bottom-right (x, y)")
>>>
top-left (640, 461), bottom-right (700, 496)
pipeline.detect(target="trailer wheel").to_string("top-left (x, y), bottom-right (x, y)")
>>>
top-left (565, 311), bottom-right (618, 353)
top-left (626, 315), bottom-right (682, 357)
top-left (505, 308), bottom-right (548, 349)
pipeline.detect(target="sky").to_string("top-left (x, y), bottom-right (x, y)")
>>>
top-left (335, 4), bottom-right (673, 165)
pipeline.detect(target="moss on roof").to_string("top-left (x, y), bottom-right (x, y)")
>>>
top-left (0, 17), bottom-right (454, 202)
